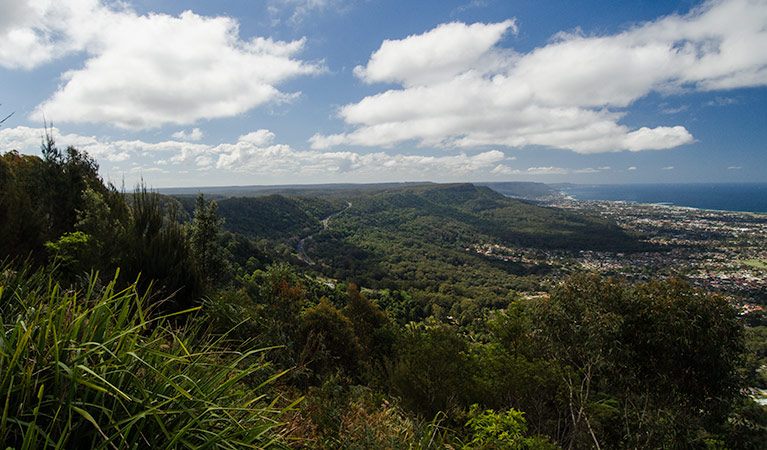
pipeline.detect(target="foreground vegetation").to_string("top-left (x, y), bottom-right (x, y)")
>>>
top-left (3, 141), bottom-right (767, 448)
top-left (0, 265), bottom-right (291, 449)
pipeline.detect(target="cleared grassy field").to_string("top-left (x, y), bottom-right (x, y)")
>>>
top-left (743, 259), bottom-right (767, 270)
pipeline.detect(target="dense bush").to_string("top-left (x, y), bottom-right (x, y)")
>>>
top-left (0, 263), bottom-right (290, 449)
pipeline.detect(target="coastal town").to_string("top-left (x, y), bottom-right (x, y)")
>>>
top-left (469, 199), bottom-right (767, 316)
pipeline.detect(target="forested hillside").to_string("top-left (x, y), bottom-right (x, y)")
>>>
top-left (177, 193), bottom-right (345, 242)
top-left (298, 183), bottom-right (649, 316)
top-left (2, 143), bottom-right (766, 449)
top-left (475, 181), bottom-right (560, 200)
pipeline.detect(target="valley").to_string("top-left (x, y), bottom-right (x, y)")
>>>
top-left (194, 182), bottom-right (767, 322)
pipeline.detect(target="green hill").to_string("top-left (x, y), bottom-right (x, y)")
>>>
top-left (172, 183), bottom-right (648, 306)
top-left (301, 183), bottom-right (648, 301)
top-left (475, 181), bottom-right (560, 200)
top-left (177, 194), bottom-right (345, 242)
top-left (327, 183), bottom-right (640, 251)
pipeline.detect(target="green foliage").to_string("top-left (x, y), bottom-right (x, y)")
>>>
top-left (191, 194), bottom-right (344, 242)
top-left (121, 184), bottom-right (202, 309)
top-left (44, 231), bottom-right (96, 280)
top-left (472, 309), bottom-right (563, 439)
top-left (716, 397), bottom-right (767, 449)
top-left (534, 274), bottom-right (746, 448)
top-left (463, 405), bottom-right (559, 450)
top-left (74, 185), bottom-right (128, 269)
top-left (0, 262), bottom-right (290, 449)
top-left (391, 325), bottom-right (476, 418)
top-left (231, 264), bottom-right (312, 375)
top-left (220, 231), bottom-right (273, 276)
top-left (306, 183), bottom-right (645, 317)
top-left (344, 284), bottom-right (395, 375)
top-left (293, 380), bottom-right (457, 450)
top-left (189, 193), bottom-right (228, 287)
top-left (201, 287), bottom-right (263, 348)
top-left (1, 143), bottom-right (196, 308)
top-left (0, 151), bottom-right (47, 259)
top-left (742, 326), bottom-right (767, 388)
top-left (300, 298), bottom-right (360, 378)
top-left (39, 137), bottom-right (109, 241)
top-left (373, 289), bottom-right (426, 325)
top-left (259, 264), bottom-right (307, 327)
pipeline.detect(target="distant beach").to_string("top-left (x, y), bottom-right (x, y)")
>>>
top-left (557, 183), bottom-right (767, 214)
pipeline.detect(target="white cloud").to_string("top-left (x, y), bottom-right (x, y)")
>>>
top-left (354, 20), bottom-right (517, 87)
top-left (238, 130), bottom-right (276, 147)
top-left (1, 125), bottom-right (512, 181)
top-left (728, 165), bottom-right (743, 170)
top-left (314, 0), bottom-right (767, 154)
top-left (490, 165), bottom-right (573, 176)
top-left (267, 0), bottom-right (351, 26)
top-left (707, 97), bottom-right (738, 107)
top-left (0, 125), bottom-right (130, 161)
top-left (493, 164), bottom-right (611, 175)
top-left (0, 0), bottom-right (112, 70)
top-left (452, 1), bottom-right (490, 15)
top-left (524, 166), bottom-right (570, 175)
top-left (661, 105), bottom-right (689, 114)
top-left (662, 166), bottom-right (675, 170)
top-left (2, 1), bottom-right (323, 129)
top-left (211, 137), bottom-right (509, 177)
top-left (172, 128), bottom-right (204, 141)
top-left (623, 126), bottom-right (694, 151)
top-left (627, 166), bottom-right (637, 170)
top-left (128, 166), bottom-right (167, 174)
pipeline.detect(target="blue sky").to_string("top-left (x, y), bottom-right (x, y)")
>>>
top-left (1, 0), bottom-right (766, 187)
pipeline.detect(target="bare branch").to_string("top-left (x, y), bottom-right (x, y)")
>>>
top-left (0, 107), bottom-right (13, 126)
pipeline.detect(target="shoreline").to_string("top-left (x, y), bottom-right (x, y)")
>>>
top-left (559, 195), bottom-right (767, 216)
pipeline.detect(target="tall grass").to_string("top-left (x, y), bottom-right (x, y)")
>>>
top-left (0, 263), bottom-right (292, 449)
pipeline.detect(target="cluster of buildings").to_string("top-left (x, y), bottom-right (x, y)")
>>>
top-left (467, 243), bottom-right (546, 265)
top-left (471, 199), bottom-right (767, 313)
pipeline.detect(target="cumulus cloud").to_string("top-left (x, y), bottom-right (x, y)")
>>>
top-left (0, 125), bottom-right (130, 161)
top-left (353, 20), bottom-right (517, 87)
top-left (1, 125), bottom-right (513, 181)
top-left (313, 0), bottom-right (767, 153)
top-left (210, 136), bottom-right (509, 177)
top-left (172, 128), bottom-right (204, 141)
top-left (0, 0), bottom-right (111, 70)
top-left (1, 1), bottom-right (323, 129)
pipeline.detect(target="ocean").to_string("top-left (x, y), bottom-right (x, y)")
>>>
top-left (557, 183), bottom-right (767, 214)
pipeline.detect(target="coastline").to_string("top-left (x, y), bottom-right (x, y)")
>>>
top-left (556, 183), bottom-right (767, 215)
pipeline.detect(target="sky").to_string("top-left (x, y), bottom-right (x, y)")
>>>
top-left (1, 0), bottom-right (766, 188)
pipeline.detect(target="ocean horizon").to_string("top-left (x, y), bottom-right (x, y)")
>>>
top-left (557, 183), bottom-right (767, 214)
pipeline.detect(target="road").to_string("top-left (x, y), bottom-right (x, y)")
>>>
top-left (296, 202), bottom-right (351, 265)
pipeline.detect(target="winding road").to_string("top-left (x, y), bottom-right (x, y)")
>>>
top-left (296, 202), bottom-right (351, 265)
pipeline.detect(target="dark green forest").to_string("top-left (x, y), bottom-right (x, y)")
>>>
top-left (2, 142), bottom-right (767, 449)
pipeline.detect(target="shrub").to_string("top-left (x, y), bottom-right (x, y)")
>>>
top-left (0, 263), bottom-right (291, 449)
